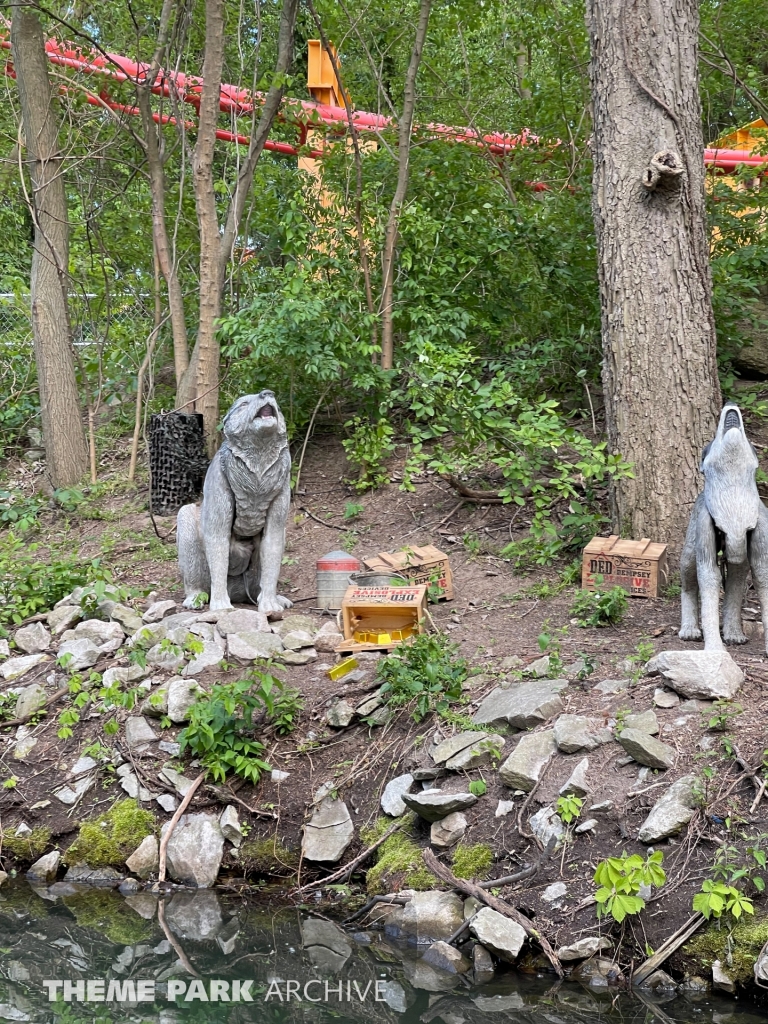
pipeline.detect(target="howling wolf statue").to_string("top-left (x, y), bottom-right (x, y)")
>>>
top-left (679, 403), bottom-right (768, 653)
top-left (176, 391), bottom-right (293, 615)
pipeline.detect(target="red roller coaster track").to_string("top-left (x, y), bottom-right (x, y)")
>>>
top-left (1, 34), bottom-right (765, 176)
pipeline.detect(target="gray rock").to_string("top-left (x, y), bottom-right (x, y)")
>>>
top-left (301, 917), bottom-right (353, 972)
top-left (130, 621), bottom-right (169, 649)
top-left (530, 806), bottom-right (565, 848)
top-left (498, 729), bottom-right (556, 791)
top-left (279, 648), bottom-right (317, 666)
top-left (557, 937), bottom-right (613, 961)
top-left (302, 798), bottom-right (354, 862)
top-left (356, 691), bottom-right (384, 715)
top-left (159, 740), bottom-right (180, 756)
top-left (47, 604), bottom-right (82, 634)
top-left (422, 940), bottom-right (471, 975)
top-left (590, 800), bottom-right (614, 812)
top-left (618, 728), bottom-right (675, 769)
top-left (219, 805), bottom-right (242, 846)
top-left (14, 622), bottom-right (52, 654)
top-left (102, 664), bottom-right (149, 687)
top-left (0, 639), bottom-right (8, 659)
top-left (72, 619), bottom-right (125, 648)
top-left (124, 716), bottom-right (158, 750)
top-left (594, 678), bottom-right (629, 695)
top-left (445, 733), bottom-right (506, 770)
top-left (625, 709), bottom-right (659, 734)
top-left (638, 774), bottom-right (699, 843)
top-left (217, 918), bottom-right (240, 955)
top-left (469, 908), bottom-right (526, 962)
top-left (402, 960), bottom-right (461, 993)
top-left (71, 756), bottom-right (97, 776)
top-left (572, 958), bottom-right (625, 988)
top-left (58, 638), bottom-right (101, 671)
top-left (161, 813), bottom-right (224, 887)
top-left (164, 890), bottom-right (223, 939)
top-left (401, 890), bottom-right (464, 944)
top-left (14, 682), bottom-right (47, 720)
top-left (402, 789), bottom-right (478, 823)
top-left (271, 769), bottom-right (290, 783)
top-left (282, 629), bottom-right (314, 651)
top-left (2, 654), bottom-right (49, 681)
top-left (314, 625), bottom-right (344, 653)
top-left (432, 732), bottom-right (483, 763)
top-left (653, 688), bottom-right (679, 708)
top-left (524, 655), bottom-right (552, 677)
top-left (156, 793), bottom-right (178, 813)
top-left (227, 630), bottom-right (284, 661)
top-left (273, 614), bottom-right (317, 636)
top-left (645, 650), bottom-right (743, 700)
top-left (640, 969), bottom-right (678, 993)
top-left (54, 774), bottom-right (96, 805)
top-left (160, 767), bottom-right (196, 797)
top-left (473, 679), bottom-right (566, 729)
top-left (109, 603), bottom-right (144, 633)
top-left (575, 818), bottom-right (598, 834)
top-left (326, 700), bottom-right (355, 728)
top-left (495, 799), bottom-right (515, 817)
top-left (560, 757), bottom-right (590, 797)
top-left (167, 678), bottom-right (200, 723)
top-left (141, 685), bottom-right (168, 718)
top-left (0, 870), bottom-right (7, 888)
top-left (378, 980), bottom-right (409, 1012)
top-left (65, 865), bottom-right (123, 887)
top-left (554, 715), bottom-right (613, 753)
top-left (183, 640), bottom-right (225, 676)
top-left (215, 609), bottom-right (270, 635)
top-left (13, 728), bottom-right (37, 759)
top-left (712, 960), bottom-right (735, 995)
top-left (119, 772), bottom-right (152, 802)
top-left (473, 943), bottom-right (495, 982)
top-left (430, 812), bottom-right (467, 848)
top-left (26, 850), bottom-right (60, 883)
top-left (542, 880), bottom-right (568, 903)
top-left (381, 773), bottom-right (414, 816)
top-left (142, 600), bottom-right (177, 623)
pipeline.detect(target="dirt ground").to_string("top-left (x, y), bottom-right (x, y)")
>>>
top-left (3, 421), bottom-right (768, 990)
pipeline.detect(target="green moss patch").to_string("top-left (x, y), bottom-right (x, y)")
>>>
top-left (451, 843), bottom-right (493, 880)
top-left (240, 836), bottom-right (298, 876)
top-left (64, 891), bottom-right (153, 944)
top-left (2, 826), bottom-right (51, 862)
top-left (684, 913), bottom-right (768, 984)
top-left (65, 799), bottom-right (155, 868)
top-left (362, 815), bottom-right (437, 895)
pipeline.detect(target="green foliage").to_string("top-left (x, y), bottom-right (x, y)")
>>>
top-left (239, 836), bottom-right (299, 876)
top-left (451, 843), bottom-right (493, 880)
top-left (594, 850), bottom-right (666, 923)
top-left (179, 670), bottom-right (301, 783)
top-left (342, 418), bottom-right (396, 491)
top-left (705, 700), bottom-right (743, 732)
top-left (684, 914), bottom-right (768, 986)
top-left (693, 880), bottom-right (754, 921)
top-left (468, 779), bottom-right (487, 797)
top-left (377, 633), bottom-right (468, 721)
top-left (65, 800), bottom-right (155, 868)
top-left (556, 794), bottom-right (583, 825)
top-left (2, 826), bottom-right (51, 862)
top-left (570, 580), bottom-right (628, 627)
top-left (362, 816), bottom-right (437, 895)
top-left (64, 891), bottom-right (153, 944)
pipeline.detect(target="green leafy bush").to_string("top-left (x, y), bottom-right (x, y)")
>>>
top-left (693, 880), bottom-right (754, 921)
top-left (556, 794), bottom-right (583, 825)
top-left (594, 850), bottom-right (665, 923)
top-left (570, 582), bottom-right (628, 627)
top-left (377, 633), bottom-right (468, 721)
top-left (342, 418), bottom-right (396, 491)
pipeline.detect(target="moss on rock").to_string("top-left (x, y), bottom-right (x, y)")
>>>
top-left (362, 815), bottom-right (437, 895)
top-left (683, 913), bottom-right (768, 985)
top-left (64, 891), bottom-right (153, 944)
top-left (451, 843), bottom-right (493, 880)
top-left (240, 836), bottom-right (298, 876)
top-left (65, 799), bottom-right (155, 868)
top-left (2, 826), bottom-right (52, 863)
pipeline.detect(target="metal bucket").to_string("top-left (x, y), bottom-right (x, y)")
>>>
top-left (316, 550), bottom-right (362, 610)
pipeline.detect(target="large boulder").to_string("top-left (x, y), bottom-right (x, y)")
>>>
top-left (302, 798), bottom-right (354, 862)
top-left (472, 679), bottom-right (566, 729)
top-left (400, 891), bottom-right (464, 945)
top-left (402, 790), bottom-right (478, 823)
top-left (161, 813), bottom-right (224, 887)
top-left (618, 728), bottom-right (675, 769)
top-left (645, 650), bottom-right (743, 700)
top-left (638, 774), bottom-right (699, 843)
top-left (469, 908), bottom-right (526, 962)
top-left (553, 715), bottom-right (613, 753)
top-left (498, 730), bottom-right (556, 791)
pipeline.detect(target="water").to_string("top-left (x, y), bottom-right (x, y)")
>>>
top-left (0, 880), bottom-right (766, 1024)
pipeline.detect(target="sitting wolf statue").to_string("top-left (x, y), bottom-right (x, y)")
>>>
top-left (680, 402), bottom-right (768, 652)
top-left (177, 391), bottom-right (293, 615)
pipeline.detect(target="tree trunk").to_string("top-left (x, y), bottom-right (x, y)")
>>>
top-left (586, 0), bottom-right (721, 548)
top-left (380, 0), bottom-right (431, 371)
top-left (11, 5), bottom-right (89, 488)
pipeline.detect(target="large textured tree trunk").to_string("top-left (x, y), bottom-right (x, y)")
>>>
top-left (11, 5), bottom-right (88, 487)
top-left (586, 0), bottom-right (721, 548)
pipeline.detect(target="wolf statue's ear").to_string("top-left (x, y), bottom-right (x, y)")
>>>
top-left (700, 441), bottom-right (712, 470)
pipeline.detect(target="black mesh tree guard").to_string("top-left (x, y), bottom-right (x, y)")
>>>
top-left (149, 412), bottom-right (209, 516)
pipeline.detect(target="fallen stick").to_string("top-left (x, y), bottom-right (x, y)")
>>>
top-left (445, 911), bottom-right (478, 946)
top-left (343, 894), bottom-right (411, 925)
top-left (422, 848), bottom-right (563, 977)
top-left (631, 912), bottom-right (705, 986)
top-left (158, 772), bottom-right (205, 883)
top-left (479, 834), bottom-right (557, 889)
top-left (298, 821), bottom-right (403, 893)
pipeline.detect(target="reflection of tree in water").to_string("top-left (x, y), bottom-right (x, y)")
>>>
top-left (0, 882), bottom-right (753, 1024)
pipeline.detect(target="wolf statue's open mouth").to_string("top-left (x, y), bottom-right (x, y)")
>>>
top-left (724, 408), bottom-right (741, 431)
top-left (256, 403), bottom-right (276, 419)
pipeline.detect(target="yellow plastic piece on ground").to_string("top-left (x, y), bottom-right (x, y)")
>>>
top-left (326, 657), bottom-right (359, 681)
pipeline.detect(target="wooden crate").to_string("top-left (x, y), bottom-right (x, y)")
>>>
top-left (581, 536), bottom-right (668, 598)
top-left (338, 584), bottom-right (428, 652)
top-left (362, 544), bottom-right (453, 600)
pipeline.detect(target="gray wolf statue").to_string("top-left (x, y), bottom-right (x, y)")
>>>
top-left (177, 391), bottom-right (293, 615)
top-left (679, 402), bottom-right (768, 652)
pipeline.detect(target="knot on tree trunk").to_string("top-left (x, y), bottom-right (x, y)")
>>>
top-left (642, 149), bottom-right (684, 191)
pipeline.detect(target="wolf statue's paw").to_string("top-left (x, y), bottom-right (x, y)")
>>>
top-left (209, 597), bottom-right (235, 612)
top-left (678, 625), bottom-right (703, 641)
top-left (723, 631), bottom-right (748, 645)
top-left (182, 592), bottom-right (207, 610)
top-left (258, 593), bottom-right (294, 617)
